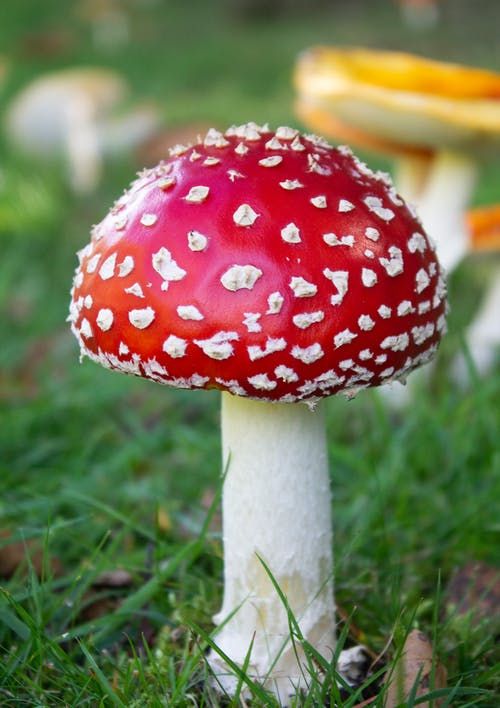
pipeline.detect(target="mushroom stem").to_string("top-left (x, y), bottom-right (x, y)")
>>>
top-left (456, 270), bottom-right (500, 380)
top-left (210, 393), bottom-right (335, 698)
top-left (382, 150), bottom-right (474, 409)
top-left (64, 94), bottom-right (102, 194)
top-left (417, 150), bottom-right (478, 272)
top-left (394, 154), bottom-right (432, 204)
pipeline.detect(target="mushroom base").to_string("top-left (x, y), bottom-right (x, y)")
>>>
top-left (209, 394), bottom-right (335, 701)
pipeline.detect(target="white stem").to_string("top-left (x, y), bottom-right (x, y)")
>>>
top-left (100, 106), bottom-right (159, 154)
top-left (455, 270), bottom-right (500, 381)
top-left (64, 95), bottom-right (102, 194)
top-left (92, 13), bottom-right (129, 50)
top-left (399, 1), bottom-right (440, 30)
top-left (417, 150), bottom-right (477, 272)
top-left (394, 154), bottom-right (432, 204)
top-left (210, 393), bottom-right (335, 700)
top-left (383, 151), bottom-right (478, 409)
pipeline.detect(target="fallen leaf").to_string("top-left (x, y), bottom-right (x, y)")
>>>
top-left (384, 629), bottom-right (447, 707)
top-left (445, 561), bottom-right (500, 629)
top-left (0, 530), bottom-right (63, 579)
top-left (92, 569), bottom-right (133, 588)
top-left (78, 590), bottom-right (157, 652)
top-left (20, 29), bottom-right (75, 59)
top-left (352, 698), bottom-right (377, 708)
top-left (80, 594), bottom-right (121, 622)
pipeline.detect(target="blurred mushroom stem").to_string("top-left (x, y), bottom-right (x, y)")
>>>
top-left (91, 10), bottom-right (129, 51)
top-left (383, 150), bottom-right (477, 407)
top-left (398, 0), bottom-right (440, 30)
top-left (210, 393), bottom-right (335, 697)
top-left (394, 154), bottom-right (432, 204)
top-left (455, 206), bottom-right (500, 381)
top-left (64, 94), bottom-right (102, 194)
top-left (455, 271), bottom-right (500, 380)
top-left (381, 150), bottom-right (476, 407)
top-left (417, 150), bottom-right (478, 272)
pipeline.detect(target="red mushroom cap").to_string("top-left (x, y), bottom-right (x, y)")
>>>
top-left (69, 123), bottom-right (447, 403)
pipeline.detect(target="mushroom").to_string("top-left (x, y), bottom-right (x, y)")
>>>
top-left (69, 124), bottom-right (447, 701)
top-left (294, 47), bottom-right (500, 272)
top-left (454, 205), bottom-right (500, 381)
top-left (5, 68), bottom-right (159, 194)
top-left (77, 0), bottom-right (130, 51)
top-left (396, 0), bottom-right (441, 30)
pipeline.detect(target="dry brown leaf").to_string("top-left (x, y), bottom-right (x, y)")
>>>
top-left (20, 30), bottom-right (75, 59)
top-left (384, 629), bottom-right (447, 708)
top-left (0, 530), bottom-right (63, 579)
top-left (92, 569), bottom-right (133, 588)
top-left (445, 561), bottom-right (500, 629)
top-left (352, 698), bottom-right (377, 708)
top-left (80, 594), bottom-right (121, 622)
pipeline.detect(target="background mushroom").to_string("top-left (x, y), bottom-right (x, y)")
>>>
top-left (5, 67), bottom-right (160, 194)
top-left (454, 205), bottom-right (500, 380)
top-left (76, 0), bottom-right (130, 51)
top-left (294, 47), bottom-right (500, 273)
top-left (396, 0), bottom-right (441, 30)
top-left (69, 124), bottom-right (446, 700)
top-left (295, 47), bottom-right (500, 395)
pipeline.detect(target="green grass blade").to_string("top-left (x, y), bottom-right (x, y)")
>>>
top-left (79, 641), bottom-right (126, 707)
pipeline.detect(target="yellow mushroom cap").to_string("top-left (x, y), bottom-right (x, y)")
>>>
top-left (467, 205), bottom-right (500, 253)
top-left (295, 47), bottom-right (500, 156)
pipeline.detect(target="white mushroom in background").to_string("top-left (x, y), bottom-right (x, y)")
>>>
top-left (396, 0), bottom-right (441, 30)
top-left (5, 68), bottom-right (160, 194)
top-left (77, 0), bottom-right (130, 51)
top-left (295, 47), bottom-right (500, 394)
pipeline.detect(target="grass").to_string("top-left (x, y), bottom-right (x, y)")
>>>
top-left (1, 0), bottom-right (499, 705)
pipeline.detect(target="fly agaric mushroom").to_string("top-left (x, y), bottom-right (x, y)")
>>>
top-left (69, 124), bottom-right (447, 700)
top-left (294, 47), bottom-right (500, 272)
top-left (5, 68), bottom-right (159, 194)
